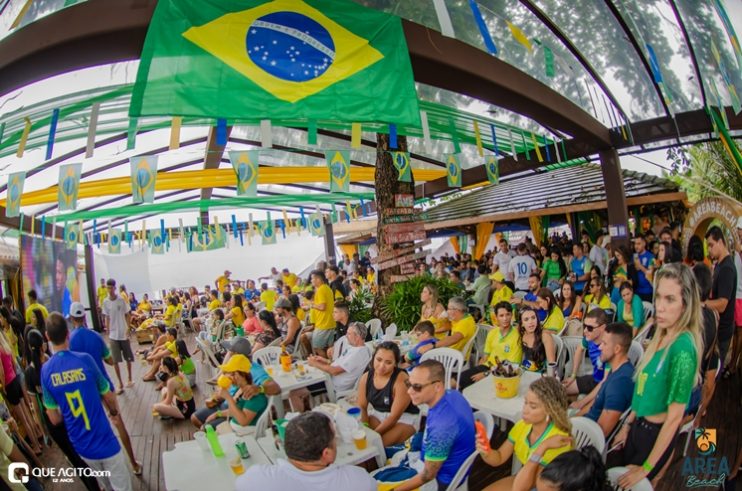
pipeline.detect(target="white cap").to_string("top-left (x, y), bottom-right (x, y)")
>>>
top-left (69, 302), bottom-right (85, 318)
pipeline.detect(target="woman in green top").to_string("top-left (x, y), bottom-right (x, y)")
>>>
top-left (175, 339), bottom-right (196, 386)
top-left (616, 282), bottom-right (645, 334)
top-left (217, 354), bottom-right (268, 429)
top-left (612, 263), bottom-right (702, 488)
top-left (541, 248), bottom-right (566, 292)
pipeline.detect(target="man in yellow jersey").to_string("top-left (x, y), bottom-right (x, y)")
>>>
top-left (435, 296), bottom-right (476, 358)
top-left (25, 289), bottom-right (49, 324)
top-left (215, 270), bottom-right (231, 293)
top-left (309, 270), bottom-right (335, 358)
top-left (488, 271), bottom-right (513, 322)
top-left (97, 278), bottom-right (108, 308)
top-left (281, 268), bottom-right (298, 290)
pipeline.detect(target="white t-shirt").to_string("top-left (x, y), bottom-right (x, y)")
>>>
top-left (508, 255), bottom-right (537, 291)
top-left (102, 296), bottom-right (130, 341)
top-left (493, 251), bottom-right (512, 274)
top-left (331, 345), bottom-right (371, 392)
top-left (237, 459), bottom-right (377, 491)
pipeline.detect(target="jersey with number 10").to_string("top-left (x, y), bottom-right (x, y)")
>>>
top-left (41, 350), bottom-right (120, 460)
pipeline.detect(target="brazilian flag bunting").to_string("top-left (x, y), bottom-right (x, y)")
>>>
top-left (446, 154), bottom-right (461, 188)
top-left (229, 150), bottom-right (260, 197)
top-left (5, 172), bottom-right (25, 218)
top-left (326, 150), bottom-right (350, 192)
top-left (129, 0), bottom-right (420, 126)
top-left (309, 212), bottom-right (325, 237)
top-left (109, 229), bottom-right (123, 254)
top-left (58, 163), bottom-right (82, 212)
top-left (390, 151), bottom-right (411, 182)
top-left (485, 155), bottom-right (499, 185)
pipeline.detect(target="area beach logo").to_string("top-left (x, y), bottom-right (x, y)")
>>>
top-left (681, 427), bottom-right (729, 488)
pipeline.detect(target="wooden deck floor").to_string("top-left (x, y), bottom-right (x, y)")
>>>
top-left (42, 333), bottom-right (741, 491)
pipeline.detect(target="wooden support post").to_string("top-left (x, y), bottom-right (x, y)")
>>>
top-left (323, 216), bottom-right (336, 266)
top-left (599, 148), bottom-right (630, 249)
top-left (84, 244), bottom-right (102, 332)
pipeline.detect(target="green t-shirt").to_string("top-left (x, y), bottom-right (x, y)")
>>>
top-left (542, 259), bottom-right (562, 283)
top-left (181, 357), bottom-right (195, 375)
top-left (631, 332), bottom-right (697, 418)
top-left (233, 393), bottom-right (268, 426)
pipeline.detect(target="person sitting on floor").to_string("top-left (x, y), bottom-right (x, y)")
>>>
top-left (477, 377), bottom-right (573, 491)
top-left (142, 328), bottom-right (179, 382)
top-left (459, 301), bottom-right (522, 390)
top-left (357, 342), bottom-right (419, 446)
top-left (152, 356), bottom-right (195, 421)
top-left (236, 411), bottom-right (377, 490)
top-left (401, 321), bottom-right (437, 369)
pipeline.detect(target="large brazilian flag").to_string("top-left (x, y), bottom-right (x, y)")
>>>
top-left (130, 0), bottom-right (420, 126)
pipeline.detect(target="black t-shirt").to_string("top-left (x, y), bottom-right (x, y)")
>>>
top-left (700, 307), bottom-right (719, 373)
top-left (711, 255), bottom-right (737, 334)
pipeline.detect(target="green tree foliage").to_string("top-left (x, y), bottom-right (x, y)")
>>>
top-left (379, 275), bottom-right (465, 331)
top-left (667, 142), bottom-right (742, 203)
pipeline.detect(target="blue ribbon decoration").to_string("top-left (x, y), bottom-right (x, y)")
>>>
top-left (469, 0), bottom-right (498, 55)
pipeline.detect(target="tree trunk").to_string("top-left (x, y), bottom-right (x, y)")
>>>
top-left (374, 133), bottom-right (414, 301)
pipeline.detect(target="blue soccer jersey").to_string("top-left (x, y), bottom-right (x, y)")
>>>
top-left (70, 327), bottom-right (114, 390)
top-left (41, 350), bottom-right (120, 460)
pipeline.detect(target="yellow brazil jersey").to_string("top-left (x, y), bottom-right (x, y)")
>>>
top-left (450, 314), bottom-right (476, 356)
top-left (208, 299), bottom-right (221, 311)
top-left (282, 273), bottom-right (298, 289)
top-left (584, 294), bottom-right (611, 312)
top-left (120, 291), bottom-right (129, 303)
top-left (421, 313), bottom-right (449, 340)
top-left (508, 420), bottom-right (572, 466)
top-left (216, 275), bottom-right (230, 292)
top-left (312, 284), bottom-right (335, 330)
top-left (164, 305), bottom-right (176, 323)
top-left (260, 290), bottom-right (278, 311)
top-left (484, 326), bottom-right (523, 366)
top-left (25, 303), bottom-right (49, 324)
top-left (230, 306), bottom-right (246, 326)
top-left (296, 307), bottom-right (306, 323)
top-left (489, 285), bottom-right (513, 306)
top-left (138, 301), bottom-right (152, 312)
top-left (97, 286), bottom-right (107, 307)
top-left (165, 340), bottom-right (178, 356)
top-left (542, 308), bottom-right (565, 333)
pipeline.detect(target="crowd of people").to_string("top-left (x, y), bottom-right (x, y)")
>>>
top-left (0, 216), bottom-right (739, 491)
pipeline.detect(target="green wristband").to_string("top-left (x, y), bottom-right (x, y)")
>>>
top-left (642, 460), bottom-right (654, 473)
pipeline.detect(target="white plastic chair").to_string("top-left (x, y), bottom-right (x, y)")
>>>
top-left (606, 467), bottom-right (654, 490)
top-left (384, 323), bottom-right (398, 340)
top-left (366, 318), bottom-right (382, 340)
top-left (194, 337), bottom-right (221, 372)
top-left (421, 347), bottom-right (464, 389)
top-left (253, 346), bottom-right (283, 367)
top-left (551, 333), bottom-right (565, 377)
top-left (461, 325), bottom-right (480, 368)
top-left (641, 301), bottom-right (654, 323)
top-left (444, 450), bottom-right (479, 491)
top-left (628, 340), bottom-right (643, 367)
top-left (633, 323), bottom-right (652, 346)
top-left (230, 397), bottom-right (274, 437)
top-left (331, 335), bottom-right (348, 361)
top-left (562, 336), bottom-right (590, 377)
top-left (605, 408), bottom-right (632, 452)
top-left (474, 411), bottom-right (495, 440)
top-left (570, 416), bottom-right (606, 454)
top-left (473, 324), bottom-right (494, 363)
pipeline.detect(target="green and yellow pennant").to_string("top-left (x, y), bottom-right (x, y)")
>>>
top-left (446, 154), bottom-right (461, 188)
top-left (109, 228), bottom-right (123, 254)
top-left (58, 163), bottom-right (82, 212)
top-left (390, 151), bottom-right (411, 182)
top-left (5, 172), bottom-right (25, 218)
top-left (326, 150), bottom-right (350, 192)
top-left (229, 150), bottom-right (260, 197)
top-left (130, 0), bottom-right (420, 125)
top-left (485, 155), bottom-right (499, 185)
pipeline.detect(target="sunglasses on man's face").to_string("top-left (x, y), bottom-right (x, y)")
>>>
top-left (583, 323), bottom-right (600, 332)
top-left (404, 379), bottom-right (440, 392)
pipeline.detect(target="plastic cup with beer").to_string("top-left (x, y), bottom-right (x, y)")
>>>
top-left (217, 375), bottom-right (232, 390)
top-left (229, 456), bottom-right (245, 476)
top-left (266, 365), bottom-right (275, 377)
top-left (352, 429), bottom-right (367, 450)
top-left (194, 431), bottom-right (209, 452)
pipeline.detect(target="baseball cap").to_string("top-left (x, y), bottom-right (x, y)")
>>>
top-left (274, 298), bottom-right (292, 309)
top-left (224, 270), bottom-right (232, 275)
top-left (489, 271), bottom-right (505, 282)
top-left (220, 354), bottom-right (252, 373)
top-left (69, 302), bottom-right (85, 318)
top-left (220, 336), bottom-right (252, 357)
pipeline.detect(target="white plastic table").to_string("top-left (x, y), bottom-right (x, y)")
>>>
top-left (162, 433), bottom-right (271, 491)
top-left (257, 424), bottom-right (386, 468)
top-left (462, 371), bottom-right (542, 424)
top-left (265, 364), bottom-right (337, 415)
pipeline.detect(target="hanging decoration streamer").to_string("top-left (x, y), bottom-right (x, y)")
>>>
top-left (326, 150), bottom-right (351, 192)
top-left (544, 45), bottom-right (555, 77)
top-left (490, 124), bottom-right (501, 157)
top-left (468, 0), bottom-right (497, 55)
top-left (391, 151), bottom-right (412, 182)
top-left (307, 119), bottom-right (317, 145)
top-left (420, 110), bottom-right (432, 151)
top-left (485, 155), bottom-right (499, 185)
top-left (58, 163), bottom-right (82, 212)
top-left (109, 228), bottom-right (122, 254)
top-left (170, 116), bottom-right (182, 150)
top-left (85, 103), bottom-right (100, 158)
top-left (473, 121), bottom-right (484, 157)
top-left (126, 118), bottom-right (138, 150)
top-left (389, 124), bottom-right (398, 150)
top-left (351, 123), bottom-right (362, 149)
top-left (228, 150), bottom-right (259, 197)
top-left (508, 21), bottom-right (532, 52)
top-left (446, 154), bottom-right (462, 188)
top-left (260, 119), bottom-right (272, 148)
top-left (432, 0), bottom-right (455, 37)
top-left (46, 108), bottom-right (60, 161)
top-left (16, 118), bottom-right (31, 158)
top-left (130, 155), bottom-right (158, 204)
top-left (5, 172), bottom-right (25, 218)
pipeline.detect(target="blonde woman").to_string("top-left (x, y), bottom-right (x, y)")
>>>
top-left (477, 377), bottom-right (573, 491)
top-left (419, 284), bottom-right (449, 339)
top-left (612, 263), bottom-right (702, 488)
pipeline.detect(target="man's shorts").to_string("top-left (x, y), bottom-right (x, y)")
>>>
top-left (311, 328), bottom-right (335, 349)
top-left (110, 339), bottom-right (134, 363)
top-left (576, 374), bottom-right (599, 394)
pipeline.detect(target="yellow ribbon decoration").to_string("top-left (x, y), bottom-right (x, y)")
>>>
top-left (17, 118), bottom-right (32, 158)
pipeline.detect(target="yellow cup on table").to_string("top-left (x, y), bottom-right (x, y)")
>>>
top-left (229, 457), bottom-right (245, 476)
top-left (353, 429), bottom-right (367, 450)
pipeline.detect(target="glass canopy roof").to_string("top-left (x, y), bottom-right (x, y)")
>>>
top-left (0, 0), bottom-right (739, 227)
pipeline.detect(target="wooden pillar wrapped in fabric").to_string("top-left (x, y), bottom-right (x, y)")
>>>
top-left (599, 148), bottom-right (630, 249)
